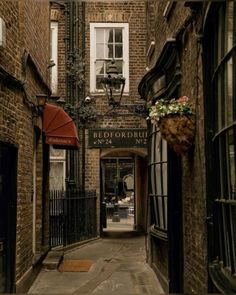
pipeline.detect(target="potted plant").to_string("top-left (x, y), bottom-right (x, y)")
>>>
top-left (147, 96), bottom-right (195, 154)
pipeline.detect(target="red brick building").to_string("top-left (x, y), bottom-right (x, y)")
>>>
top-left (139, 1), bottom-right (236, 293)
top-left (50, 1), bottom-right (148, 241)
top-left (0, 0), bottom-right (51, 292)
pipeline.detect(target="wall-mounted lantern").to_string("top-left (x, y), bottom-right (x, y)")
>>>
top-left (101, 59), bottom-right (125, 107)
top-left (36, 94), bottom-right (47, 114)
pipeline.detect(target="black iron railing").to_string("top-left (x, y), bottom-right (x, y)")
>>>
top-left (49, 189), bottom-right (97, 248)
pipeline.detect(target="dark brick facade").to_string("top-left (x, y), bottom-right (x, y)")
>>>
top-left (0, 0), bottom-right (50, 292)
top-left (141, 2), bottom-right (208, 293)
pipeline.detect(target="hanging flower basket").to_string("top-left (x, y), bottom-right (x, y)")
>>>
top-left (147, 96), bottom-right (196, 154)
top-left (158, 114), bottom-right (195, 154)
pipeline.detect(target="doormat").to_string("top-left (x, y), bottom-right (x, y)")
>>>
top-left (58, 259), bottom-right (93, 272)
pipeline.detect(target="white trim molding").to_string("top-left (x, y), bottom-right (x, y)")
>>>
top-left (90, 22), bottom-right (129, 93)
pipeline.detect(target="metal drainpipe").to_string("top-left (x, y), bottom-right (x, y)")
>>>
top-left (65, 0), bottom-right (76, 190)
top-left (73, 0), bottom-right (80, 189)
top-left (81, 2), bottom-right (86, 193)
top-left (64, 0), bottom-right (70, 191)
top-left (69, 0), bottom-right (76, 188)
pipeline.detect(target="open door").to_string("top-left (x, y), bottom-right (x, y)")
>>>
top-left (101, 158), bottom-right (135, 232)
top-left (0, 143), bottom-right (17, 292)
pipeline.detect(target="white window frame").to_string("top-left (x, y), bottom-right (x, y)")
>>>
top-left (50, 21), bottom-right (58, 94)
top-left (49, 147), bottom-right (66, 190)
top-left (90, 23), bottom-right (129, 93)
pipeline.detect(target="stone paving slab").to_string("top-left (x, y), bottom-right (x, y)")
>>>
top-left (28, 234), bottom-right (164, 294)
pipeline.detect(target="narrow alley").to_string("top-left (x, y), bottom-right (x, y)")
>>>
top-left (28, 233), bottom-right (163, 294)
top-left (1, 0), bottom-right (236, 293)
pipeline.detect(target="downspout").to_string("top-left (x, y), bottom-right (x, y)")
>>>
top-left (66, 0), bottom-right (77, 190)
top-left (81, 1), bottom-right (86, 192)
top-left (74, 1), bottom-right (80, 189)
top-left (65, 0), bottom-right (70, 191)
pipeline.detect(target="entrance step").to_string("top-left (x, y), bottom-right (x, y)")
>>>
top-left (42, 250), bottom-right (64, 270)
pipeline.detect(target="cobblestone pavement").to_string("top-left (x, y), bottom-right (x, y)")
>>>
top-left (28, 233), bottom-right (164, 294)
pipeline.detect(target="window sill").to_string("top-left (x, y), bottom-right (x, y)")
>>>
top-left (90, 92), bottom-right (130, 97)
top-left (209, 260), bottom-right (236, 293)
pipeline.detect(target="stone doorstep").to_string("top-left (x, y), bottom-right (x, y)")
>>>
top-left (42, 250), bottom-right (64, 270)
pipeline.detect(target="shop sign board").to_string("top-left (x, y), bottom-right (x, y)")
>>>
top-left (88, 128), bottom-right (148, 148)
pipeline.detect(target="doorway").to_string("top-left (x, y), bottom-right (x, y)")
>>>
top-left (0, 143), bottom-right (17, 293)
top-left (101, 158), bottom-right (135, 232)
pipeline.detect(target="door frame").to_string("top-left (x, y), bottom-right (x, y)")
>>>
top-left (100, 156), bottom-right (135, 232)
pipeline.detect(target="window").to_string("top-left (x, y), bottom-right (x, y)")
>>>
top-left (49, 147), bottom-right (66, 190)
top-left (205, 2), bottom-right (236, 291)
top-left (148, 123), bottom-right (168, 237)
top-left (90, 23), bottom-right (129, 93)
top-left (50, 22), bottom-right (58, 94)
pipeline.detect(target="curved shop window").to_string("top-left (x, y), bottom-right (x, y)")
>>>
top-left (139, 39), bottom-right (183, 292)
top-left (149, 123), bottom-right (168, 236)
top-left (204, 2), bottom-right (236, 292)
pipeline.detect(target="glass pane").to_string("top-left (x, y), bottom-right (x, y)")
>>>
top-left (155, 164), bottom-right (161, 196)
top-left (50, 162), bottom-right (65, 190)
top-left (158, 196), bottom-right (164, 229)
top-left (104, 164), bottom-right (116, 202)
top-left (96, 75), bottom-right (104, 90)
top-left (230, 206), bottom-right (236, 273)
top-left (50, 146), bottom-right (65, 158)
top-left (104, 60), bottom-right (112, 74)
top-left (96, 61), bottom-right (105, 75)
top-left (115, 60), bottom-right (123, 75)
top-left (219, 136), bottom-right (228, 197)
top-left (115, 44), bottom-right (123, 58)
top-left (150, 126), bottom-right (155, 164)
top-left (150, 128), bottom-right (156, 195)
top-left (155, 131), bottom-right (161, 163)
top-left (228, 129), bottom-right (235, 199)
top-left (222, 205), bottom-right (231, 267)
top-left (163, 163), bottom-right (167, 196)
top-left (115, 29), bottom-right (122, 42)
top-left (162, 139), bottom-right (167, 161)
top-left (217, 7), bottom-right (224, 63)
top-left (226, 2), bottom-right (233, 52)
top-left (96, 44), bottom-right (104, 59)
top-left (96, 28), bottom-right (104, 43)
top-left (151, 165), bottom-right (155, 196)
top-left (164, 196), bottom-right (167, 229)
top-left (108, 44), bottom-right (113, 58)
top-left (106, 29), bottom-right (113, 43)
top-left (153, 196), bottom-right (159, 227)
top-left (225, 58), bottom-right (233, 126)
top-left (217, 74), bottom-right (223, 130)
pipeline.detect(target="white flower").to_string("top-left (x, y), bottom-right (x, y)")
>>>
top-left (147, 97), bottom-right (193, 122)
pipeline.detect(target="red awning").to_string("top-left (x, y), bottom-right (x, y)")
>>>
top-left (43, 103), bottom-right (79, 149)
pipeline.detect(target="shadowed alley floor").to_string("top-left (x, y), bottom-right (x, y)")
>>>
top-left (28, 231), bottom-right (164, 294)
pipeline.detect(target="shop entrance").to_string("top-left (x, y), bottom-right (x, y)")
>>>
top-left (101, 158), bottom-right (135, 231)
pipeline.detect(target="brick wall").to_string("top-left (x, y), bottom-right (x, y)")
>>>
top-left (147, 2), bottom-right (208, 293)
top-left (85, 1), bottom-right (147, 103)
top-left (0, 0), bottom-right (50, 291)
top-left (83, 2), bottom-right (148, 233)
top-left (0, 1), bottom-right (21, 77)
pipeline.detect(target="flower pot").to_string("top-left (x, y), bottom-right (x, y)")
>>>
top-left (158, 114), bottom-right (195, 154)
